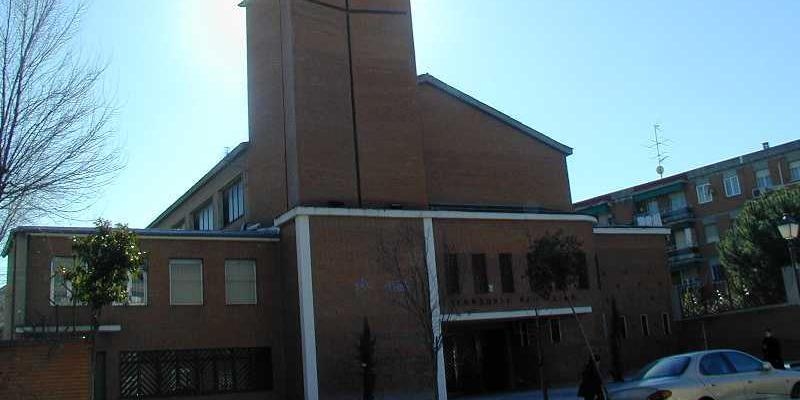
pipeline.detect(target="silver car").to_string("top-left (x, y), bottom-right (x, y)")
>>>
top-left (610, 349), bottom-right (800, 400)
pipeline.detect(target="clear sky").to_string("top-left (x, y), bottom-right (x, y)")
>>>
top-left (2, 1), bottom-right (799, 284)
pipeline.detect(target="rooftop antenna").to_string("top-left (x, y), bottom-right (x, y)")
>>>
top-left (648, 123), bottom-right (669, 178)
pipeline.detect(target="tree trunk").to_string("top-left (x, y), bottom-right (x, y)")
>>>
top-left (89, 307), bottom-right (101, 400)
top-left (563, 292), bottom-right (608, 400)
top-left (534, 307), bottom-right (548, 400)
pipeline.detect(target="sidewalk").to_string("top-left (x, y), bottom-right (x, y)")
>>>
top-left (453, 387), bottom-right (578, 400)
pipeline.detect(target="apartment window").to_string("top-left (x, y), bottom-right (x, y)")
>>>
top-left (617, 316), bottom-right (628, 339)
top-left (114, 270), bottom-right (148, 306)
top-left (498, 254), bottom-right (515, 293)
top-left (710, 261), bottom-right (726, 282)
top-left (550, 319), bottom-right (562, 344)
top-left (755, 168), bottom-right (772, 189)
top-left (696, 183), bottom-right (712, 204)
top-left (445, 254), bottom-right (460, 295)
top-left (119, 347), bottom-right (272, 398)
top-left (194, 202), bottom-right (214, 230)
top-left (790, 161), bottom-right (800, 182)
top-left (225, 260), bottom-right (257, 305)
top-left (640, 314), bottom-right (650, 337)
top-left (50, 257), bottom-right (75, 306)
top-left (223, 179), bottom-right (245, 225)
top-left (704, 224), bottom-right (719, 244)
top-left (472, 254), bottom-right (489, 294)
top-left (170, 259), bottom-right (203, 305)
top-left (661, 312), bottom-right (672, 335)
top-left (669, 192), bottom-right (687, 210)
top-left (723, 173), bottom-right (741, 197)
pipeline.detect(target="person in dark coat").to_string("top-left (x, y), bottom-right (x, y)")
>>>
top-left (578, 355), bottom-right (604, 400)
top-left (762, 328), bottom-right (785, 369)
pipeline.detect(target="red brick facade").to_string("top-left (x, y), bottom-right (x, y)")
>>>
top-left (0, 341), bottom-right (91, 400)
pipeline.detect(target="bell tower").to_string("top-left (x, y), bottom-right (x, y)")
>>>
top-left (244, 0), bottom-right (428, 221)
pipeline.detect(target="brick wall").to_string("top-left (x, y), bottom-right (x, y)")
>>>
top-left (0, 340), bottom-right (90, 400)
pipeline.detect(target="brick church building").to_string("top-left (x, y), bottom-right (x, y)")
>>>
top-left (3, 1), bottom-right (677, 399)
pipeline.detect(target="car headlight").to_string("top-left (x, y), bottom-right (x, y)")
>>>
top-left (647, 390), bottom-right (672, 400)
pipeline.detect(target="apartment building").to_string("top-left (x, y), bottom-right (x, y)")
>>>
top-left (575, 140), bottom-right (800, 317)
top-left (3, 1), bottom-right (677, 399)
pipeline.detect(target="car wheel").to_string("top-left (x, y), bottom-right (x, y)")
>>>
top-left (699, 397), bottom-right (715, 400)
top-left (791, 382), bottom-right (800, 399)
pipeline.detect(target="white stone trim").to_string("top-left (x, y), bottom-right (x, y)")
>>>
top-left (296, 216), bottom-right (319, 400)
top-left (275, 206), bottom-right (597, 226)
top-left (593, 227), bottom-right (671, 235)
top-left (423, 218), bottom-right (447, 400)
top-left (445, 306), bottom-right (592, 322)
top-left (27, 232), bottom-right (279, 242)
top-left (15, 324), bottom-right (122, 333)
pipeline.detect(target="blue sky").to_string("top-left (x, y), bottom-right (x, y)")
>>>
top-left (2, 1), bottom-right (799, 284)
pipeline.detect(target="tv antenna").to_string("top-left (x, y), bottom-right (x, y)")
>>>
top-left (648, 123), bottom-right (669, 178)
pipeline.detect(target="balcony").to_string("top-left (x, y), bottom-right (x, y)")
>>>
top-left (667, 245), bottom-right (703, 269)
top-left (661, 206), bottom-right (694, 225)
top-left (635, 212), bottom-right (663, 227)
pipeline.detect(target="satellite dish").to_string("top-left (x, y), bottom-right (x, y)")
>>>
top-left (656, 165), bottom-right (665, 176)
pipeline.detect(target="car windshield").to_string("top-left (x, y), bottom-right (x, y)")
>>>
top-left (631, 356), bottom-right (691, 381)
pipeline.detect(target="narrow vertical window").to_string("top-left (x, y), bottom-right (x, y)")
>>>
top-left (50, 257), bottom-right (75, 306)
top-left (640, 314), bottom-right (650, 337)
top-left (550, 319), bottom-right (561, 344)
top-left (661, 312), bottom-right (672, 335)
top-left (498, 253), bottom-right (515, 293)
top-left (618, 316), bottom-right (628, 339)
top-left (194, 202), bottom-right (214, 230)
top-left (790, 161), bottom-right (800, 182)
top-left (223, 178), bottom-right (245, 225)
top-left (445, 254), bottom-right (460, 295)
top-left (696, 183), bottom-right (712, 204)
top-left (755, 168), bottom-right (772, 188)
top-left (472, 254), bottom-right (488, 294)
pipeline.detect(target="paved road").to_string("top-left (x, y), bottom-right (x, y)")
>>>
top-left (453, 387), bottom-right (579, 400)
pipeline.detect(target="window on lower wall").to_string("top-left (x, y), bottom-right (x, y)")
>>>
top-left (498, 253), bottom-right (515, 293)
top-left (617, 316), bottom-right (628, 339)
top-left (225, 260), bottom-right (257, 305)
top-left (170, 259), bottom-right (203, 305)
top-left (445, 254), bottom-right (460, 295)
top-left (662, 312), bottom-right (672, 335)
top-left (472, 254), bottom-right (488, 294)
top-left (50, 257), bottom-right (75, 306)
top-left (550, 319), bottom-right (562, 344)
top-left (640, 314), bottom-right (650, 337)
top-left (119, 347), bottom-right (272, 399)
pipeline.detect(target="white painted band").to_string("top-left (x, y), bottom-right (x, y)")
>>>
top-left (445, 306), bottom-right (593, 322)
top-left (593, 227), bottom-right (671, 235)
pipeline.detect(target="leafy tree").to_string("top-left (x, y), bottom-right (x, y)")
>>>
top-left (718, 188), bottom-right (800, 306)
top-left (527, 231), bottom-right (605, 398)
top-left (60, 219), bottom-right (144, 400)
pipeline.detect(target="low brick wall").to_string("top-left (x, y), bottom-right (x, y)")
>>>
top-left (0, 340), bottom-right (90, 400)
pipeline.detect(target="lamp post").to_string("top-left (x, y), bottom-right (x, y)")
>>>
top-left (777, 214), bottom-right (800, 304)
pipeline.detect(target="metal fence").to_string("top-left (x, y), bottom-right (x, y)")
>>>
top-left (119, 347), bottom-right (272, 399)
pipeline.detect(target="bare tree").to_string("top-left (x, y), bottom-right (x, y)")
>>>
top-left (376, 227), bottom-right (451, 400)
top-left (0, 0), bottom-right (119, 240)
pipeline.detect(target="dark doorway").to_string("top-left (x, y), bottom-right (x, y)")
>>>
top-left (480, 329), bottom-right (509, 392)
top-left (94, 351), bottom-right (106, 400)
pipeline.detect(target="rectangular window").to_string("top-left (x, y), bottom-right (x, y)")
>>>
top-left (50, 257), bottom-right (75, 306)
top-left (223, 179), bottom-right (245, 225)
top-left (704, 224), bottom-right (719, 244)
top-left (225, 260), bottom-right (257, 305)
top-left (710, 262), bottom-right (726, 282)
top-left (755, 168), bottom-right (772, 189)
top-left (696, 183), bottom-right (713, 204)
top-left (498, 253), bottom-right (515, 293)
top-left (640, 314), bottom-right (650, 337)
top-left (194, 202), bottom-right (214, 230)
top-left (170, 259), bottom-right (203, 305)
top-left (790, 161), bottom-right (800, 182)
top-left (661, 312), bottom-right (672, 335)
top-left (119, 347), bottom-right (273, 398)
top-left (550, 319), bottom-right (561, 344)
top-left (114, 270), bottom-right (148, 306)
top-left (602, 313), bottom-right (609, 338)
top-left (472, 254), bottom-right (488, 294)
top-left (723, 173), bottom-right (741, 197)
top-left (445, 254), bottom-right (460, 295)
top-left (617, 316), bottom-right (628, 339)
top-left (669, 192), bottom-right (687, 210)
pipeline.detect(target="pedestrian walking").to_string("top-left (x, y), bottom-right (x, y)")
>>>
top-left (578, 355), bottom-right (604, 400)
top-left (762, 328), bottom-right (785, 369)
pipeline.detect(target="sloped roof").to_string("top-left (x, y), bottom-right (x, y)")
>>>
top-left (147, 142), bottom-right (249, 228)
top-left (417, 74), bottom-right (573, 155)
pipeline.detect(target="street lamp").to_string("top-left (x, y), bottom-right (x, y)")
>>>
top-left (777, 214), bottom-right (800, 304)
